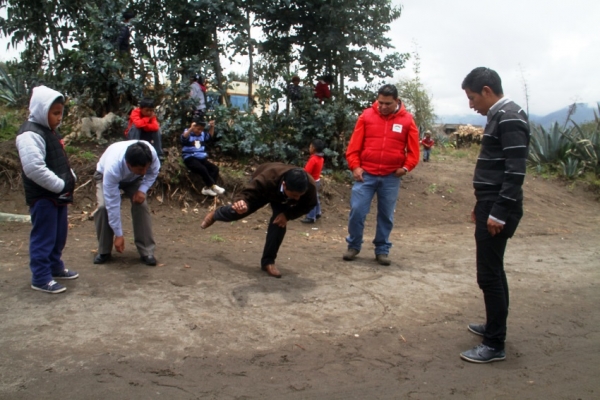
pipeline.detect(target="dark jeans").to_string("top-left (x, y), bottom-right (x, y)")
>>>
top-left (128, 126), bottom-right (163, 157)
top-left (475, 200), bottom-right (523, 350)
top-left (184, 157), bottom-right (219, 187)
top-left (214, 200), bottom-right (289, 268)
top-left (29, 199), bottom-right (69, 286)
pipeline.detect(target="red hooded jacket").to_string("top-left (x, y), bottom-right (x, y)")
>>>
top-left (125, 107), bottom-right (160, 136)
top-left (346, 101), bottom-right (420, 175)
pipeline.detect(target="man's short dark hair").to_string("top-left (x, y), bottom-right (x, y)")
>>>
top-left (139, 98), bottom-right (155, 109)
top-left (123, 11), bottom-right (136, 20)
top-left (311, 139), bottom-right (325, 153)
top-left (284, 168), bottom-right (309, 193)
top-left (125, 142), bottom-right (153, 167)
top-left (461, 67), bottom-right (504, 96)
top-left (378, 84), bottom-right (398, 99)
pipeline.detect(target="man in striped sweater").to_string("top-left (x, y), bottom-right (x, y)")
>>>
top-left (460, 67), bottom-right (530, 363)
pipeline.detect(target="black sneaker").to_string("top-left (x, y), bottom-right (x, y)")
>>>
top-left (52, 269), bottom-right (79, 280)
top-left (31, 280), bottom-right (66, 294)
top-left (468, 323), bottom-right (486, 336)
top-left (460, 344), bottom-right (506, 363)
top-left (300, 218), bottom-right (315, 224)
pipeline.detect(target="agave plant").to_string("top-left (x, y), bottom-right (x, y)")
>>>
top-left (560, 157), bottom-right (584, 179)
top-left (0, 63), bottom-right (28, 107)
top-left (528, 122), bottom-right (572, 166)
top-left (563, 105), bottom-right (600, 176)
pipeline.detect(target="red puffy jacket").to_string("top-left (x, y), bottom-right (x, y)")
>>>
top-left (125, 107), bottom-right (160, 136)
top-left (346, 101), bottom-right (420, 175)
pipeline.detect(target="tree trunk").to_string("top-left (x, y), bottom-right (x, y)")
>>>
top-left (247, 10), bottom-right (254, 111)
top-left (211, 27), bottom-right (227, 106)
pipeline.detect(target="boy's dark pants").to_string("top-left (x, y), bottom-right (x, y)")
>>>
top-left (128, 126), bottom-right (163, 157)
top-left (475, 200), bottom-right (523, 351)
top-left (184, 157), bottom-right (219, 187)
top-left (29, 199), bottom-right (69, 286)
top-left (214, 200), bottom-right (289, 268)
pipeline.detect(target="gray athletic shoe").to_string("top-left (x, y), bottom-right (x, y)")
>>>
top-left (343, 248), bottom-right (360, 261)
top-left (468, 323), bottom-right (486, 337)
top-left (460, 344), bottom-right (505, 363)
top-left (375, 254), bottom-right (391, 266)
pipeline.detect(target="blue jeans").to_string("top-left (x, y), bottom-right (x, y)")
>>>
top-left (346, 172), bottom-right (401, 255)
top-left (29, 199), bottom-right (69, 286)
top-left (306, 180), bottom-right (321, 221)
top-left (423, 148), bottom-right (431, 161)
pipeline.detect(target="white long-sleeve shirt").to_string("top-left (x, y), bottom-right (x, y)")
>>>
top-left (96, 140), bottom-right (159, 237)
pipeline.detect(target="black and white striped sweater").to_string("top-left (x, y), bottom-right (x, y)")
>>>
top-left (473, 99), bottom-right (530, 223)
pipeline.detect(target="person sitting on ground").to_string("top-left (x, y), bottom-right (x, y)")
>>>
top-left (125, 97), bottom-right (164, 160)
top-left (421, 131), bottom-right (435, 162)
top-left (200, 163), bottom-right (317, 278)
top-left (180, 116), bottom-right (225, 197)
top-left (16, 85), bottom-right (79, 294)
top-left (301, 139), bottom-right (325, 224)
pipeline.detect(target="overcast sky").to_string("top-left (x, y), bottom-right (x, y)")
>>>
top-left (389, 0), bottom-right (600, 116)
top-left (2, 1), bottom-right (599, 116)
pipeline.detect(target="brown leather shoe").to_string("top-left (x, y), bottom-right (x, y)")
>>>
top-left (262, 264), bottom-right (282, 278)
top-left (201, 210), bottom-right (216, 229)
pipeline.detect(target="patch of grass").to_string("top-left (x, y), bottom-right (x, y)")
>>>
top-left (446, 186), bottom-right (454, 194)
top-left (210, 234), bottom-right (224, 242)
top-left (65, 145), bottom-right (79, 155)
top-left (0, 106), bottom-right (23, 141)
top-left (80, 151), bottom-right (96, 161)
top-left (330, 169), bottom-right (352, 184)
top-left (220, 166), bottom-right (247, 179)
top-left (428, 183), bottom-right (437, 193)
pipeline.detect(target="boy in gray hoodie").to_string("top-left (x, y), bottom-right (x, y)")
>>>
top-left (16, 86), bottom-right (79, 294)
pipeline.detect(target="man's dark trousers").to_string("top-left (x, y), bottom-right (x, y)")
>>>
top-left (475, 200), bottom-right (523, 350)
top-left (214, 201), bottom-right (289, 268)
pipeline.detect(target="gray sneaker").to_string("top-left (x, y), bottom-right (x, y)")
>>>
top-left (375, 254), bottom-right (391, 266)
top-left (343, 248), bottom-right (360, 261)
top-left (460, 344), bottom-right (505, 363)
top-left (468, 323), bottom-right (486, 337)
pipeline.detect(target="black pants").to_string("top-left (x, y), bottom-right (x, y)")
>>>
top-left (185, 157), bottom-right (219, 187)
top-left (475, 200), bottom-right (522, 350)
top-left (128, 126), bottom-right (163, 157)
top-left (214, 200), bottom-right (289, 268)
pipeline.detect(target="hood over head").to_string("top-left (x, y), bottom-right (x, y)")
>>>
top-left (28, 85), bottom-right (65, 129)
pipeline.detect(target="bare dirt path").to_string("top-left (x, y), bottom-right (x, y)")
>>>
top-left (0, 155), bottom-right (599, 399)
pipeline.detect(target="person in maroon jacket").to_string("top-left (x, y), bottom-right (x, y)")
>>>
top-left (126, 98), bottom-right (164, 160)
top-left (343, 84), bottom-right (420, 265)
top-left (200, 163), bottom-right (317, 278)
top-left (315, 75), bottom-right (333, 103)
top-left (420, 131), bottom-right (435, 162)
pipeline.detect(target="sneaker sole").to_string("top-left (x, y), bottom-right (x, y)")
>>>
top-left (459, 353), bottom-right (506, 363)
top-left (52, 274), bottom-right (79, 280)
top-left (468, 326), bottom-right (485, 336)
top-left (31, 285), bottom-right (66, 294)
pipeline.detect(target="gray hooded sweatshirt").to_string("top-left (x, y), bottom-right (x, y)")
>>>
top-left (16, 86), bottom-right (76, 202)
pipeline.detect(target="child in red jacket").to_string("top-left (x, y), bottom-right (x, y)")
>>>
top-left (301, 139), bottom-right (325, 223)
top-left (420, 131), bottom-right (434, 162)
top-left (126, 98), bottom-right (164, 160)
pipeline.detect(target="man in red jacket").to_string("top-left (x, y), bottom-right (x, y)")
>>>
top-left (126, 98), bottom-right (164, 160)
top-left (343, 84), bottom-right (420, 265)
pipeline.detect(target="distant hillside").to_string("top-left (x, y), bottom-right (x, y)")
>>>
top-left (437, 102), bottom-right (598, 127)
top-left (529, 103), bottom-right (598, 127)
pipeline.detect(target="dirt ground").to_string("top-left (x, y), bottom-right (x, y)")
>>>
top-left (0, 149), bottom-right (599, 399)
